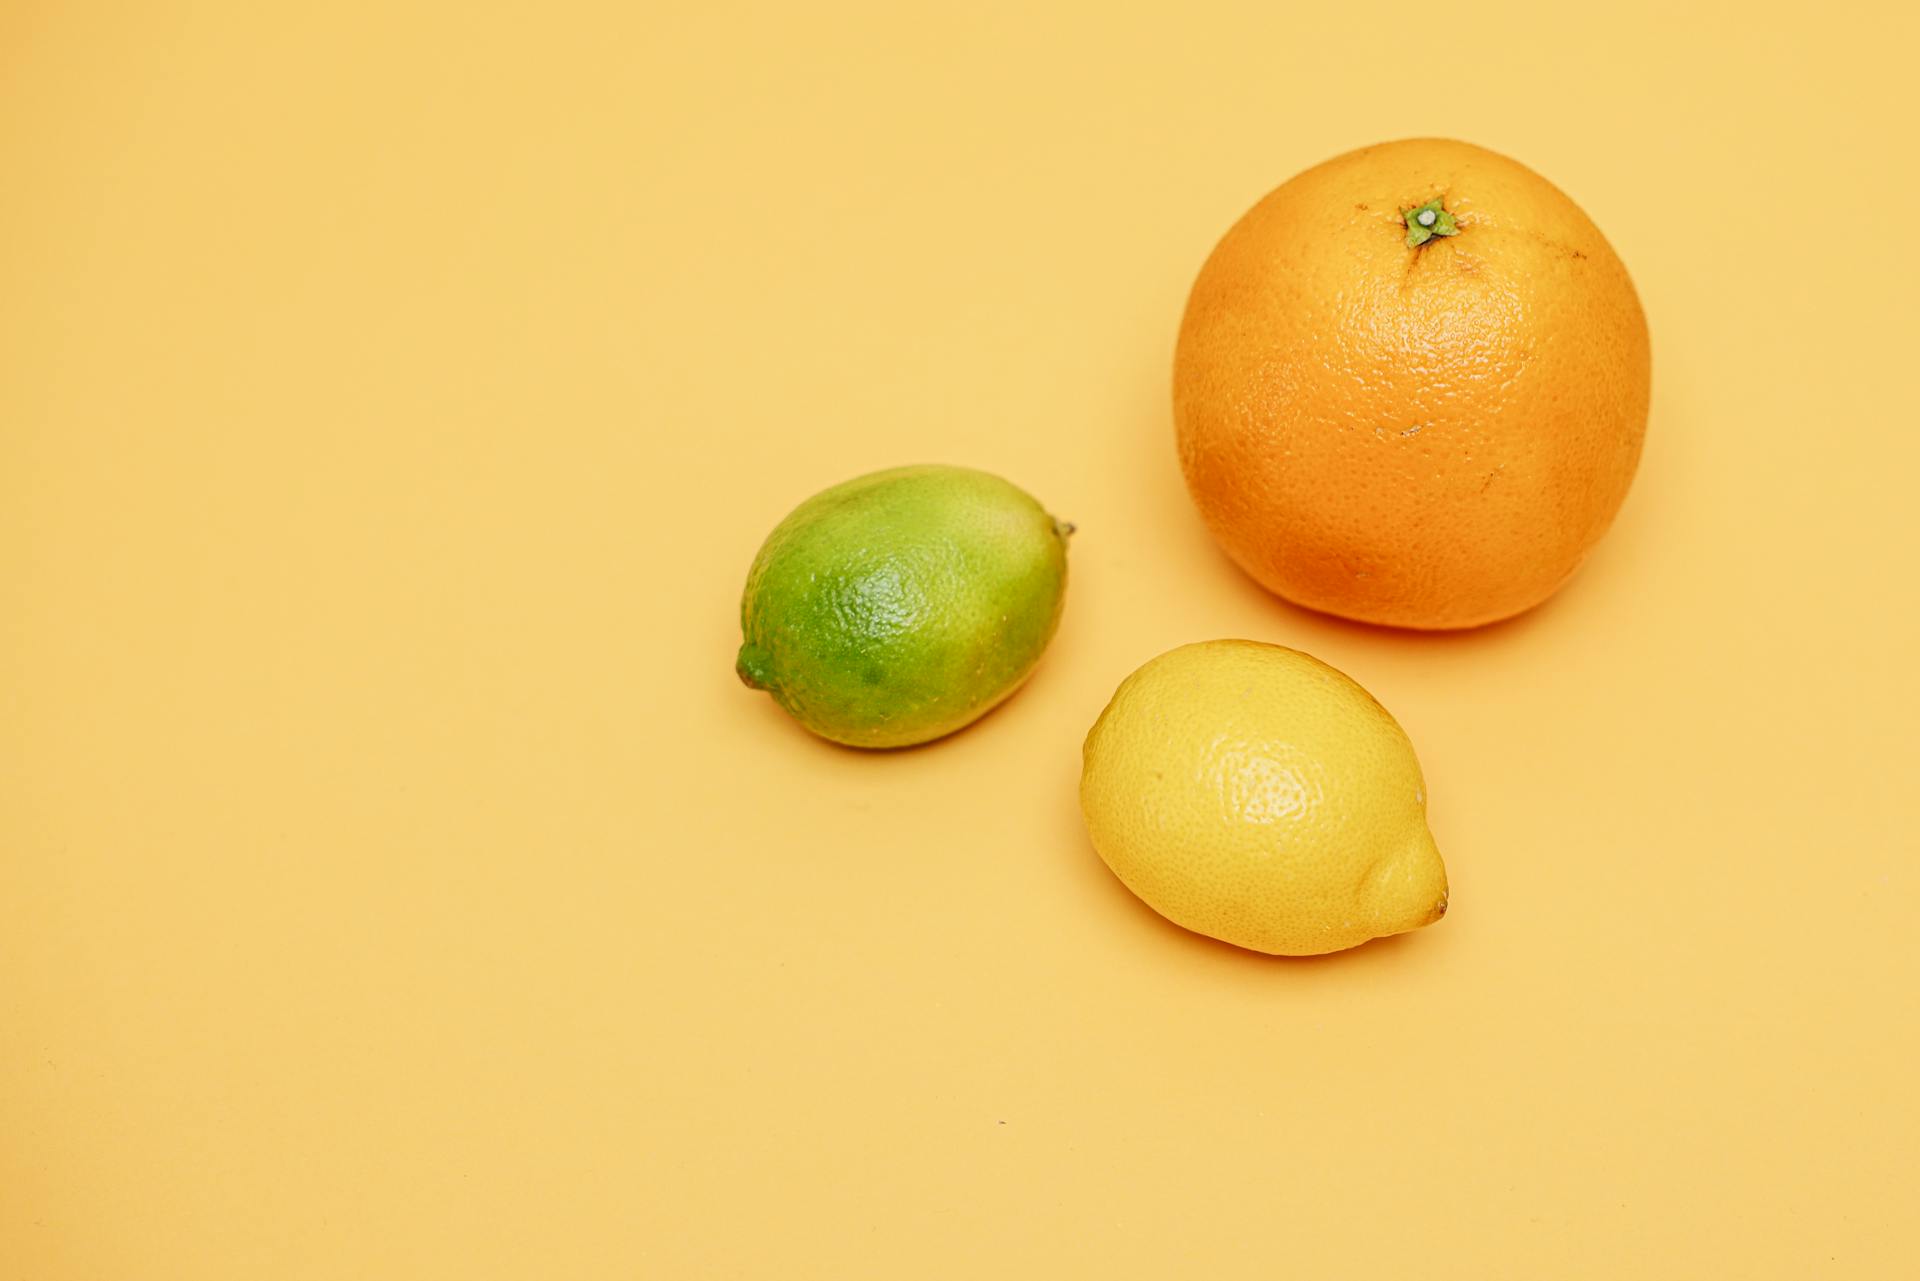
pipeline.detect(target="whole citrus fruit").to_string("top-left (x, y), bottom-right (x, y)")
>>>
top-left (738, 464), bottom-right (1071, 748)
top-left (1080, 640), bottom-right (1447, 955)
top-left (1174, 138), bottom-right (1650, 629)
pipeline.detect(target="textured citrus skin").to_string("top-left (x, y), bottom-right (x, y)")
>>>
top-left (1080, 640), bottom-right (1447, 955)
top-left (738, 465), bottom-right (1070, 748)
top-left (1175, 138), bottom-right (1651, 629)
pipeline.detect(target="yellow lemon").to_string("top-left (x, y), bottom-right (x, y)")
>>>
top-left (1079, 640), bottom-right (1448, 955)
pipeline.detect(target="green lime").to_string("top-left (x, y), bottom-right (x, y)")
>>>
top-left (737, 464), bottom-right (1071, 748)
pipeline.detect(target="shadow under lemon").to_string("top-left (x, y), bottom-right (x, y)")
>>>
top-left (1057, 778), bottom-right (1440, 971)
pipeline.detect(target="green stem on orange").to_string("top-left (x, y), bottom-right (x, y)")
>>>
top-left (1401, 197), bottom-right (1460, 248)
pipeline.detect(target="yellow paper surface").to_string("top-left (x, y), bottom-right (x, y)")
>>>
top-left (5, 2), bottom-right (1915, 1275)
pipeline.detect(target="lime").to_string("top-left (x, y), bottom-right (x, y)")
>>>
top-left (738, 465), bottom-right (1071, 748)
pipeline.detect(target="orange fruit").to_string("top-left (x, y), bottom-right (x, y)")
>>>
top-left (1174, 138), bottom-right (1650, 629)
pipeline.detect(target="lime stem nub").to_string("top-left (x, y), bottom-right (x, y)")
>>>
top-left (736, 644), bottom-right (773, 690)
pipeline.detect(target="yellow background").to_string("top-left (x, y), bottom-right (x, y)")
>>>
top-left (5, 1), bottom-right (1916, 1275)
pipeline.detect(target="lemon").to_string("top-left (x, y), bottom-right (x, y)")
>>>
top-left (738, 464), bottom-right (1071, 748)
top-left (1079, 640), bottom-right (1448, 955)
